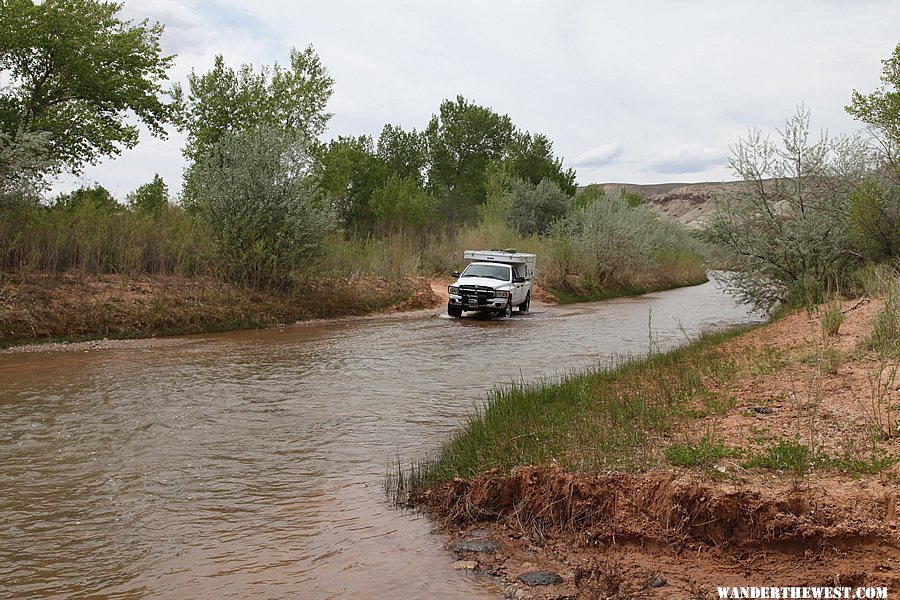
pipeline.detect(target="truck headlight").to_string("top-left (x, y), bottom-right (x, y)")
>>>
top-left (494, 290), bottom-right (510, 298)
top-left (449, 286), bottom-right (459, 295)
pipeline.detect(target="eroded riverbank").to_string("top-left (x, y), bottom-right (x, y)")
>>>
top-left (0, 272), bottom-right (440, 349)
top-left (1, 279), bottom-right (762, 598)
top-left (411, 299), bottom-right (900, 599)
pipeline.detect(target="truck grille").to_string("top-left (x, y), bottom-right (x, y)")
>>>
top-left (459, 285), bottom-right (495, 306)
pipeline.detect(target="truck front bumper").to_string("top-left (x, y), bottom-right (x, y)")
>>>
top-left (449, 294), bottom-right (507, 311)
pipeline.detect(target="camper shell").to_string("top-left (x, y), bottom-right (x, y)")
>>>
top-left (447, 250), bottom-right (536, 318)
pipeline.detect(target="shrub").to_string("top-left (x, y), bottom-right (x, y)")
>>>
top-left (866, 293), bottom-right (900, 358)
top-left (544, 194), bottom-right (706, 293)
top-left (702, 108), bottom-right (870, 310)
top-left (184, 125), bottom-right (335, 286)
top-left (505, 177), bottom-right (571, 236)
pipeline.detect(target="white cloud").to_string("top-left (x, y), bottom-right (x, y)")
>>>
top-left (648, 145), bottom-right (728, 175)
top-left (572, 143), bottom-right (625, 167)
top-left (54, 0), bottom-right (900, 196)
top-left (121, 0), bottom-right (214, 56)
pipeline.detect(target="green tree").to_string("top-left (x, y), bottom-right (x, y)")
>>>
top-left (127, 173), bottom-right (169, 215)
top-left (847, 42), bottom-right (900, 155)
top-left (846, 43), bottom-right (900, 261)
top-left (377, 124), bottom-right (426, 186)
top-left (504, 132), bottom-right (576, 195)
top-left (0, 0), bottom-right (174, 173)
top-left (848, 178), bottom-right (900, 260)
top-left (54, 184), bottom-right (120, 212)
top-left (317, 135), bottom-right (387, 232)
top-left (185, 125), bottom-right (334, 286)
top-left (424, 96), bottom-right (515, 224)
top-left (175, 46), bottom-right (333, 163)
top-left (370, 174), bottom-right (433, 232)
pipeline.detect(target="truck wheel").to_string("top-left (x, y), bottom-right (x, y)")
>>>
top-left (448, 303), bottom-right (462, 318)
top-left (519, 292), bottom-right (531, 313)
top-left (503, 300), bottom-right (512, 318)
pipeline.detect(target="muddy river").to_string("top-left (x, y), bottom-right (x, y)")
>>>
top-left (1, 279), bottom-right (762, 599)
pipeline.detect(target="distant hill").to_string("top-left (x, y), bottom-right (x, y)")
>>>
top-left (579, 181), bottom-right (746, 229)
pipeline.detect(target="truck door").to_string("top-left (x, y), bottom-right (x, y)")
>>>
top-left (511, 265), bottom-right (524, 304)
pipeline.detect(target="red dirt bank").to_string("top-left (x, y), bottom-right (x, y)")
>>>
top-left (416, 301), bottom-right (899, 599)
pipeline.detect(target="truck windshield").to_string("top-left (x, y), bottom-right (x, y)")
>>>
top-left (461, 264), bottom-right (511, 281)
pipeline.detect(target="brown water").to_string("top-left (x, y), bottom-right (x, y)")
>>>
top-left (0, 278), bottom-right (762, 599)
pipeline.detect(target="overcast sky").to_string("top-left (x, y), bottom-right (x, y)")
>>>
top-left (53, 0), bottom-right (899, 200)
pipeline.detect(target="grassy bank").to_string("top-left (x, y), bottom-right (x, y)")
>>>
top-left (0, 202), bottom-right (710, 347)
top-left (395, 289), bottom-right (900, 598)
top-left (0, 271), bottom-right (437, 348)
top-left (396, 285), bottom-right (900, 502)
top-left (393, 326), bottom-right (755, 498)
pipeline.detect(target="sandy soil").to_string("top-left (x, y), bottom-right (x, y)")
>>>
top-left (420, 299), bottom-right (899, 599)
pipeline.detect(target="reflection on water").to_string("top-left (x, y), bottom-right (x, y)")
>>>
top-left (0, 278), bottom-right (762, 598)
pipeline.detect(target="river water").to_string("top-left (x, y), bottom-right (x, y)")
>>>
top-left (1, 279), bottom-right (762, 599)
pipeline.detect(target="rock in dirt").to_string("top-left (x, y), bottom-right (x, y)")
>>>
top-left (449, 560), bottom-right (478, 570)
top-left (649, 575), bottom-right (667, 588)
top-left (517, 571), bottom-right (563, 586)
top-left (451, 540), bottom-right (500, 553)
top-left (746, 406), bottom-right (774, 415)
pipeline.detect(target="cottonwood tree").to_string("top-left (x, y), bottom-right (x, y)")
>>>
top-left (424, 96), bottom-right (515, 224)
top-left (847, 42), bottom-right (900, 161)
top-left (370, 174), bottom-right (433, 233)
top-left (317, 135), bottom-right (386, 232)
top-left (319, 125), bottom-right (429, 234)
top-left (0, 0), bottom-right (174, 173)
top-left (703, 107), bottom-right (870, 309)
top-left (174, 47), bottom-right (333, 164)
top-left (504, 132), bottom-right (576, 195)
top-left (376, 124), bottom-right (427, 186)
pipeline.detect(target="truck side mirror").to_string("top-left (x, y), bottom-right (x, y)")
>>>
top-left (451, 271), bottom-right (460, 278)
top-left (513, 276), bottom-right (525, 284)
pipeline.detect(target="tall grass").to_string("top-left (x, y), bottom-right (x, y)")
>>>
top-left (820, 298), bottom-right (845, 337)
top-left (543, 197), bottom-right (708, 299)
top-left (0, 202), bottom-right (214, 276)
top-left (319, 231), bottom-right (422, 279)
top-left (863, 269), bottom-right (900, 358)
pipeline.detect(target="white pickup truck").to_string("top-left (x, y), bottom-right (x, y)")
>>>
top-left (447, 250), bottom-right (536, 318)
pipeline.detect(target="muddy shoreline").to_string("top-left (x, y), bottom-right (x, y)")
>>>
top-left (411, 299), bottom-right (900, 599)
top-left (425, 468), bottom-right (898, 599)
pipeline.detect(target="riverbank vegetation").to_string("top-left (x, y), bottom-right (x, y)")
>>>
top-left (1, 0), bottom-right (707, 345)
top-left (0, 271), bottom-right (437, 348)
top-left (390, 45), bottom-right (900, 597)
top-left (395, 273), bottom-right (899, 499)
top-left (396, 272), bottom-right (899, 597)
top-left (703, 44), bottom-right (900, 312)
